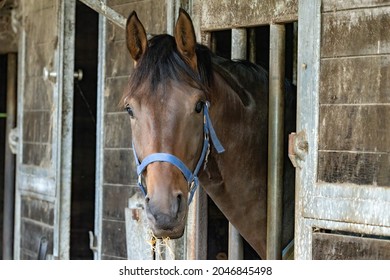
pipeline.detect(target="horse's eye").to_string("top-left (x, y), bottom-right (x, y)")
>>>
top-left (195, 101), bottom-right (204, 113)
top-left (125, 106), bottom-right (134, 118)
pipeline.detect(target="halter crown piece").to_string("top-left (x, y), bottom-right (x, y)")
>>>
top-left (132, 101), bottom-right (225, 204)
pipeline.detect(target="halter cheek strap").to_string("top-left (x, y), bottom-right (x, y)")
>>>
top-left (132, 101), bottom-right (224, 205)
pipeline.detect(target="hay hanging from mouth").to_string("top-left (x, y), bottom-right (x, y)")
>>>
top-left (146, 229), bottom-right (175, 259)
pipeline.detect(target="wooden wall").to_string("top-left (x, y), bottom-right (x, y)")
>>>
top-left (196, 0), bottom-right (297, 31)
top-left (313, 232), bottom-right (390, 260)
top-left (280, 0), bottom-right (390, 259)
top-left (100, 0), bottom-right (166, 260)
top-left (318, 1), bottom-right (390, 187)
top-left (17, 0), bottom-right (59, 259)
top-left (0, 0), bottom-right (18, 54)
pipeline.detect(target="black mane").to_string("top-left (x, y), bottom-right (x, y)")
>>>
top-left (123, 34), bottom-right (269, 107)
top-left (124, 34), bottom-right (213, 103)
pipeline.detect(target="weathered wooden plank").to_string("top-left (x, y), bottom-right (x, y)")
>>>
top-left (200, 0), bottom-right (232, 30)
top-left (22, 111), bottom-right (51, 143)
top-left (104, 77), bottom-right (129, 113)
top-left (377, 154), bottom-right (390, 186)
top-left (24, 41), bottom-right (55, 78)
top-left (305, 182), bottom-right (390, 227)
top-left (320, 55), bottom-right (390, 104)
top-left (323, 0), bottom-right (390, 13)
top-left (101, 220), bottom-right (127, 258)
top-left (108, 0), bottom-right (140, 5)
top-left (318, 151), bottom-right (390, 186)
top-left (105, 40), bottom-right (131, 78)
top-left (21, 0), bottom-right (55, 14)
top-left (200, 0), bottom-right (297, 30)
top-left (104, 113), bottom-right (132, 148)
top-left (232, 0), bottom-right (273, 27)
top-left (20, 218), bottom-right (54, 259)
top-left (271, 0), bottom-right (298, 23)
top-left (294, 0), bottom-right (322, 260)
top-left (321, 7), bottom-right (390, 58)
top-left (319, 105), bottom-right (390, 152)
top-left (313, 232), bottom-right (390, 260)
top-left (23, 77), bottom-right (53, 110)
top-left (21, 196), bottom-right (54, 225)
top-left (24, 5), bottom-right (58, 45)
top-left (0, 8), bottom-right (18, 53)
top-left (103, 149), bottom-right (137, 185)
top-left (22, 143), bottom-right (52, 168)
top-left (79, 0), bottom-right (126, 29)
top-left (101, 1), bottom-right (167, 43)
top-left (103, 184), bottom-right (137, 220)
top-left (22, 107), bottom-right (52, 167)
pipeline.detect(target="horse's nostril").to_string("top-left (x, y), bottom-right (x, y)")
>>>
top-left (177, 193), bottom-right (182, 204)
top-left (176, 193), bottom-right (183, 213)
top-left (145, 196), bottom-right (150, 204)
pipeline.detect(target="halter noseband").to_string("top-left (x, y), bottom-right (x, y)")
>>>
top-left (132, 101), bottom-right (225, 204)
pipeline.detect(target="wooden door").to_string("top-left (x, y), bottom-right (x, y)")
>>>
top-left (295, 0), bottom-right (390, 259)
top-left (14, 0), bottom-right (75, 259)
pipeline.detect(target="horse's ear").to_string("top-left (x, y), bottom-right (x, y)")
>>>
top-left (126, 11), bottom-right (148, 63)
top-left (174, 8), bottom-right (197, 70)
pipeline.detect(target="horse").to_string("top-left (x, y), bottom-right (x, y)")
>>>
top-left (122, 8), bottom-right (295, 259)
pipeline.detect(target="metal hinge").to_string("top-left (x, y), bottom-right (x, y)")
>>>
top-left (288, 130), bottom-right (308, 169)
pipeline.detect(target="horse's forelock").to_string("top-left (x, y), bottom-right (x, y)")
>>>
top-left (122, 34), bottom-right (213, 105)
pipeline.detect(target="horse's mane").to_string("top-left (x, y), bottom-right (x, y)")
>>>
top-left (123, 34), bottom-right (213, 104)
top-left (122, 34), bottom-right (268, 107)
top-left (211, 55), bottom-right (268, 106)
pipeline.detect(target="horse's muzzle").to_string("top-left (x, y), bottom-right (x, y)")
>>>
top-left (145, 192), bottom-right (187, 239)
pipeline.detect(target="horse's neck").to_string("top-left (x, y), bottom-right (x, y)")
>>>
top-left (200, 66), bottom-right (269, 258)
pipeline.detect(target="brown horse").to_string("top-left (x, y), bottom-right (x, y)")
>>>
top-left (122, 9), bottom-right (295, 259)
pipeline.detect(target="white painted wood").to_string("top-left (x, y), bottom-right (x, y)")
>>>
top-left (295, 0), bottom-right (322, 260)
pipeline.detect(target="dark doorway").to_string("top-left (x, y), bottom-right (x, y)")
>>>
top-left (70, 1), bottom-right (98, 259)
top-left (207, 23), bottom-right (296, 260)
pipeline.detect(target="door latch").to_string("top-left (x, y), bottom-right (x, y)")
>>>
top-left (288, 130), bottom-right (308, 169)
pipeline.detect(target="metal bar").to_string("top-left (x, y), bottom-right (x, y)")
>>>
top-left (55, 0), bottom-right (76, 260)
top-left (228, 28), bottom-right (247, 260)
top-left (292, 21), bottom-right (298, 86)
top-left (248, 28), bottom-right (256, 64)
top-left (78, 0), bottom-right (126, 30)
top-left (267, 24), bottom-right (285, 260)
top-left (195, 187), bottom-right (208, 259)
top-left (166, 0), bottom-right (175, 35)
top-left (13, 26), bottom-right (26, 260)
top-left (93, 4), bottom-right (107, 261)
top-left (3, 52), bottom-right (17, 260)
top-left (231, 28), bottom-right (247, 61)
top-left (186, 186), bottom-right (208, 260)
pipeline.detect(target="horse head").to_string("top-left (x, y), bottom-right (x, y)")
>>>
top-left (123, 9), bottom-right (223, 239)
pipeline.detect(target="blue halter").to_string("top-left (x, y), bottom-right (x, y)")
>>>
top-left (132, 101), bottom-right (225, 204)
